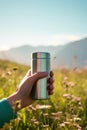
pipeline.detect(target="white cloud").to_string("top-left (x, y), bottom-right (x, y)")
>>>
top-left (21, 34), bottom-right (87, 46)
top-left (47, 34), bottom-right (87, 46)
top-left (28, 34), bottom-right (87, 46)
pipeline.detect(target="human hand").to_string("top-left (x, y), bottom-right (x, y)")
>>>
top-left (7, 70), bottom-right (54, 111)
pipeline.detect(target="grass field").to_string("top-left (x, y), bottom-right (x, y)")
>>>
top-left (0, 59), bottom-right (87, 130)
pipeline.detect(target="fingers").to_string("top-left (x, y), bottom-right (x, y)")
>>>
top-left (47, 85), bottom-right (54, 95)
top-left (47, 77), bottom-right (54, 84)
top-left (30, 71), bottom-right (54, 96)
top-left (32, 71), bottom-right (54, 95)
top-left (47, 71), bottom-right (54, 84)
top-left (47, 71), bottom-right (54, 95)
top-left (32, 71), bottom-right (48, 81)
top-left (28, 70), bottom-right (53, 80)
top-left (50, 71), bottom-right (54, 77)
top-left (47, 84), bottom-right (54, 95)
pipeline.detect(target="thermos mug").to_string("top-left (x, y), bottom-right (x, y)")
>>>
top-left (31, 52), bottom-right (50, 100)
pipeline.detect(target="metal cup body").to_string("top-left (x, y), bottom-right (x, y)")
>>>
top-left (31, 52), bottom-right (50, 100)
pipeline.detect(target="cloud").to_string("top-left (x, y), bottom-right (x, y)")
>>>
top-left (22, 34), bottom-right (87, 46)
top-left (48, 34), bottom-right (87, 46)
top-left (27, 34), bottom-right (87, 46)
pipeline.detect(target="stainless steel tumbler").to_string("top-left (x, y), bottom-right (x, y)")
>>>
top-left (31, 52), bottom-right (50, 100)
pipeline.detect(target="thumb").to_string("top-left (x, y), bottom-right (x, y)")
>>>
top-left (32, 72), bottom-right (48, 81)
top-left (25, 70), bottom-right (31, 77)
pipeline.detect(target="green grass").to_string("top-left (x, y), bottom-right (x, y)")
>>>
top-left (0, 59), bottom-right (87, 130)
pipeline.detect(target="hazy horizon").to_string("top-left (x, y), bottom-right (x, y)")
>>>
top-left (0, 35), bottom-right (87, 51)
top-left (0, 41), bottom-right (66, 51)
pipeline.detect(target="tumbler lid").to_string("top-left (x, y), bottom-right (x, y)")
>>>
top-left (32, 52), bottom-right (50, 59)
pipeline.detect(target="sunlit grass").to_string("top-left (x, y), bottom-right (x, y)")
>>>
top-left (0, 59), bottom-right (87, 129)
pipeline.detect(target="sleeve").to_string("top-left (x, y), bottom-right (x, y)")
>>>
top-left (0, 98), bottom-right (17, 128)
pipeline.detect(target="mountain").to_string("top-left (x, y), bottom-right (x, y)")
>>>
top-left (0, 37), bottom-right (87, 68)
top-left (55, 38), bottom-right (87, 68)
top-left (0, 45), bottom-right (62, 66)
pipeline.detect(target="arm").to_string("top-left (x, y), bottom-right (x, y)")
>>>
top-left (0, 70), bottom-right (54, 128)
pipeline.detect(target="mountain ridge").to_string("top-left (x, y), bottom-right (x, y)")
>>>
top-left (0, 37), bottom-right (87, 68)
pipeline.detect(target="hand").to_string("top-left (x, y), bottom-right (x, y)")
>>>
top-left (7, 70), bottom-right (54, 111)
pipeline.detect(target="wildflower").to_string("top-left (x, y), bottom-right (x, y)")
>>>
top-left (73, 123), bottom-right (82, 130)
top-left (75, 68), bottom-right (82, 74)
top-left (64, 76), bottom-right (68, 81)
top-left (63, 76), bottom-right (68, 85)
top-left (43, 113), bottom-right (49, 117)
top-left (31, 118), bottom-right (37, 122)
top-left (73, 117), bottom-right (81, 121)
top-left (60, 123), bottom-right (65, 127)
top-left (28, 105), bottom-right (36, 111)
top-left (36, 105), bottom-right (51, 109)
top-left (78, 128), bottom-right (82, 130)
top-left (63, 93), bottom-right (71, 100)
top-left (6, 71), bottom-right (12, 76)
top-left (67, 118), bottom-right (73, 122)
top-left (17, 117), bottom-right (21, 123)
top-left (42, 124), bottom-right (49, 128)
top-left (67, 81), bottom-right (75, 87)
top-left (73, 96), bottom-right (81, 102)
top-left (33, 121), bottom-right (40, 125)
top-left (78, 102), bottom-right (82, 106)
top-left (51, 111), bottom-right (62, 116)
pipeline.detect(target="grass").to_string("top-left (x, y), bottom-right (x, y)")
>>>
top-left (0, 59), bottom-right (87, 130)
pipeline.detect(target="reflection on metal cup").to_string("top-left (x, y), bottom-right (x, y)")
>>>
top-left (31, 52), bottom-right (50, 100)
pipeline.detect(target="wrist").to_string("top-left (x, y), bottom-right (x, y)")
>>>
top-left (7, 92), bottom-right (22, 112)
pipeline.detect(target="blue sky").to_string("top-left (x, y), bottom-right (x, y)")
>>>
top-left (0, 0), bottom-right (87, 50)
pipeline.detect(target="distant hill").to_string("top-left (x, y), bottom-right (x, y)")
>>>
top-left (0, 45), bottom-right (62, 66)
top-left (55, 38), bottom-right (87, 68)
top-left (0, 37), bottom-right (87, 68)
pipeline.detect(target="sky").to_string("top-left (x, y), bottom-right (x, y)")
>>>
top-left (0, 0), bottom-right (87, 50)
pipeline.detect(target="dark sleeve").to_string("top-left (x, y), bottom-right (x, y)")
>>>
top-left (0, 98), bottom-right (17, 128)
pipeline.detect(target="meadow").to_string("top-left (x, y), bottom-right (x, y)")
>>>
top-left (0, 59), bottom-right (87, 130)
